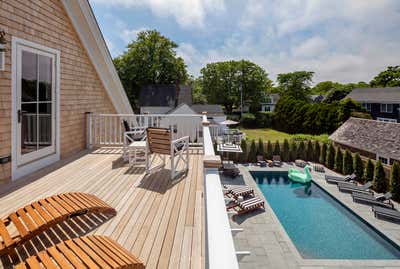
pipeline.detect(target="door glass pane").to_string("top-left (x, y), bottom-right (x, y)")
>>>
top-left (38, 103), bottom-right (52, 149)
top-left (21, 51), bottom-right (37, 102)
top-left (38, 55), bottom-right (52, 101)
top-left (21, 103), bottom-right (37, 155)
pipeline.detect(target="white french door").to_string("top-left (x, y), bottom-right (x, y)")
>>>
top-left (12, 38), bottom-right (60, 179)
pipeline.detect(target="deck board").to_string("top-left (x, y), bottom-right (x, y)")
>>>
top-left (0, 148), bottom-right (204, 269)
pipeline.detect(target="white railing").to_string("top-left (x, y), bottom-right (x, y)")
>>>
top-left (22, 114), bottom-right (52, 145)
top-left (86, 113), bottom-right (203, 147)
top-left (203, 115), bottom-right (239, 269)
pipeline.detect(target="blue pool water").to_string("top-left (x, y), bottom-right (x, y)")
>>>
top-left (251, 171), bottom-right (400, 259)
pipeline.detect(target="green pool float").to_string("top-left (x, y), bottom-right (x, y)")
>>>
top-left (288, 165), bottom-right (312, 184)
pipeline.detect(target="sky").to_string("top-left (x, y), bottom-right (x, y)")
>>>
top-left (89, 0), bottom-right (400, 84)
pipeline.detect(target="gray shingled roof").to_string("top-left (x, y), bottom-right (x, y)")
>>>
top-left (190, 104), bottom-right (225, 116)
top-left (139, 84), bottom-right (192, 107)
top-left (329, 117), bottom-right (400, 161)
top-left (345, 87), bottom-right (400, 103)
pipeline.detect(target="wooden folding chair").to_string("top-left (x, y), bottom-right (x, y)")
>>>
top-left (145, 127), bottom-right (189, 179)
top-left (14, 235), bottom-right (144, 269)
top-left (0, 193), bottom-right (116, 256)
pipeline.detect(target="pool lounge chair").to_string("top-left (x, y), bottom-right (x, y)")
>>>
top-left (272, 155), bottom-right (282, 167)
top-left (352, 192), bottom-right (394, 209)
top-left (14, 235), bottom-right (144, 269)
top-left (222, 163), bottom-right (240, 178)
top-left (0, 193), bottom-right (116, 256)
top-left (227, 197), bottom-right (265, 217)
top-left (325, 173), bottom-right (356, 184)
top-left (372, 206), bottom-right (400, 222)
top-left (224, 185), bottom-right (255, 199)
top-left (257, 155), bottom-right (267, 167)
top-left (338, 181), bottom-right (373, 194)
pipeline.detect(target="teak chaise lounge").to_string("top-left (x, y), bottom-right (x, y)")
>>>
top-left (145, 127), bottom-right (189, 179)
top-left (224, 185), bottom-right (255, 199)
top-left (337, 181), bottom-right (373, 194)
top-left (325, 173), bottom-right (356, 184)
top-left (352, 192), bottom-right (393, 208)
top-left (14, 235), bottom-right (144, 269)
top-left (272, 155), bottom-right (282, 167)
top-left (227, 197), bottom-right (265, 217)
top-left (0, 193), bottom-right (116, 255)
top-left (372, 206), bottom-right (400, 222)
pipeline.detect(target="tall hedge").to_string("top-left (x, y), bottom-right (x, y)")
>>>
top-left (289, 140), bottom-right (297, 161)
top-left (373, 160), bottom-right (387, 193)
top-left (364, 159), bottom-right (374, 182)
top-left (353, 153), bottom-right (364, 181)
top-left (239, 139), bottom-right (247, 162)
top-left (320, 143), bottom-right (327, 164)
top-left (282, 139), bottom-right (290, 161)
top-left (274, 140), bottom-right (281, 156)
top-left (297, 141), bottom-right (306, 160)
top-left (390, 161), bottom-right (400, 201)
top-left (343, 150), bottom-right (353, 175)
top-left (314, 141), bottom-right (321, 163)
top-left (257, 138), bottom-right (264, 156)
top-left (305, 140), bottom-right (313, 161)
top-left (326, 144), bottom-right (335, 169)
top-left (248, 140), bottom-right (257, 162)
top-left (334, 148), bottom-right (343, 173)
top-left (266, 140), bottom-right (273, 159)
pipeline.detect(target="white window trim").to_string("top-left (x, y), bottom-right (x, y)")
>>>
top-left (11, 37), bottom-right (60, 181)
top-left (377, 117), bottom-right (397, 123)
top-left (362, 103), bottom-right (371, 112)
top-left (380, 103), bottom-right (393, 113)
top-left (377, 155), bottom-right (389, 165)
top-left (0, 50), bottom-right (4, 71)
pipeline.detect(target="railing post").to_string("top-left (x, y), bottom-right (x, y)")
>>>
top-left (86, 112), bottom-right (93, 149)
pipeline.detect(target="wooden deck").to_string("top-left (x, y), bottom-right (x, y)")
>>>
top-left (0, 148), bottom-right (205, 269)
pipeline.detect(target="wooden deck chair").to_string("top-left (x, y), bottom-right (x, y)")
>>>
top-left (145, 127), bottom-right (189, 179)
top-left (122, 120), bottom-right (146, 161)
top-left (0, 193), bottom-right (116, 256)
top-left (14, 235), bottom-right (144, 269)
top-left (226, 197), bottom-right (265, 218)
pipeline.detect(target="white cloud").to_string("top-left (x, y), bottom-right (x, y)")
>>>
top-left (91, 0), bottom-right (225, 28)
top-left (292, 36), bottom-right (328, 58)
top-left (120, 27), bottom-right (147, 44)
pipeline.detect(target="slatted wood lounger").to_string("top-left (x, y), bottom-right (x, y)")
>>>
top-left (225, 186), bottom-right (254, 198)
top-left (227, 197), bottom-right (265, 217)
top-left (0, 193), bottom-right (116, 256)
top-left (14, 235), bottom-right (144, 269)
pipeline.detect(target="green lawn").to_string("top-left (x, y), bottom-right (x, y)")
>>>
top-left (239, 128), bottom-right (330, 143)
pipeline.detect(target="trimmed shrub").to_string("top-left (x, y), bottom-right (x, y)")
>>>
top-left (255, 111), bottom-right (273, 128)
top-left (390, 161), bottom-right (400, 201)
top-left (314, 141), bottom-right (321, 163)
top-left (289, 140), bottom-right (297, 162)
top-left (297, 140), bottom-right (306, 160)
top-left (364, 159), bottom-right (374, 182)
top-left (353, 153), bottom-right (364, 182)
top-left (239, 139), bottom-right (248, 163)
top-left (334, 148), bottom-right (343, 173)
top-left (282, 139), bottom-right (290, 161)
top-left (373, 160), bottom-right (387, 193)
top-left (320, 143), bottom-right (327, 164)
top-left (248, 140), bottom-right (257, 163)
top-left (326, 144), bottom-right (335, 169)
top-left (343, 150), bottom-right (353, 175)
top-left (240, 113), bottom-right (256, 128)
top-left (274, 140), bottom-right (281, 156)
top-left (266, 140), bottom-right (273, 159)
top-left (257, 138), bottom-right (264, 156)
top-left (305, 140), bottom-right (313, 161)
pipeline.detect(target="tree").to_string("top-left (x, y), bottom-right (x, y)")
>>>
top-left (314, 142), bottom-right (321, 163)
top-left (248, 140), bottom-right (257, 163)
top-left (343, 150), bottom-right (353, 175)
top-left (373, 160), bottom-right (387, 193)
top-left (323, 82), bottom-right (369, 103)
top-left (282, 139), bottom-right (290, 161)
top-left (277, 71), bottom-right (314, 100)
top-left (370, 66), bottom-right (400, 87)
top-left (319, 143), bottom-right (327, 164)
top-left (239, 139), bottom-right (248, 163)
top-left (364, 159), bottom-right (374, 182)
top-left (390, 161), bottom-right (400, 201)
top-left (353, 153), bottom-right (364, 181)
top-left (289, 140), bottom-right (297, 162)
top-left (305, 140), bottom-right (313, 161)
top-left (199, 60), bottom-right (272, 113)
top-left (257, 138), bottom-right (264, 156)
top-left (297, 141), bottom-right (306, 160)
top-left (113, 30), bottom-right (188, 109)
top-left (326, 144), bottom-right (335, 169)
top-left (188, 76), bottom-right (207, 104)
top-left (312, 81), bottom-right (342, 94)
top-left (274, 140), bottom-right (281, 156)
top-left (266, 140), bottom-right (273, 159)
top-left (334, 148), bottom-right (343, 173)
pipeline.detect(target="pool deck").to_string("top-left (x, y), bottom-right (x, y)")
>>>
top-left (223, 162), bottom-right (400, 269)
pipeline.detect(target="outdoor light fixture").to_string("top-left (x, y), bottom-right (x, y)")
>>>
top-left (0, 29), bottom-right (5, 71)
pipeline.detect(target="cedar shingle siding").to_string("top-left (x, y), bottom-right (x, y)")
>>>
top-left (0, 0), bottom-right (116, 184)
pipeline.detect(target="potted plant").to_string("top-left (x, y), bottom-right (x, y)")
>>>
top-left (0, 30), bottom-right (6, 52)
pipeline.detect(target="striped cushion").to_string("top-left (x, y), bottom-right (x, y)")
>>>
top-left (230, 186), bottom-right (254, 197)
top-left (238, 197), bottom-right (264, 210)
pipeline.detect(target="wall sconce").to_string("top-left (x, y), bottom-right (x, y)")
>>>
top-left (0, 30), bottom-right (5, 71)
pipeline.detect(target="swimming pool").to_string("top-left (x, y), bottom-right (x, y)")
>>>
top-left (250, 171), bottom-right (400, 259)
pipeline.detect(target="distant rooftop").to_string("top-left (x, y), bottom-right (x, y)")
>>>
top-left (329, 117), bottom-right (400, 161)
top-left (190, 104), bottom-right (225, 116)
top-left (139, 84), bottom-right (192, 107)
top-left (345, 87), bottom-right (400, 103)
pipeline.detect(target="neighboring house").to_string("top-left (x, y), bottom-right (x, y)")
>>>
top-left (345, 87), bottom-right (400, 123)
top-left (0, 0), bottom-right (132, 183)
top-left (139, 84), bottom-right (192, 114)
top-left (310, 94), bottom-right (325, 103)
top-left (329, 117), bottom-right (400, 165)
top-left (260, 93), bottom-right (280, 112)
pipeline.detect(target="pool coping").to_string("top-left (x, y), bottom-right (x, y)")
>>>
top-left (239, 163), bottom-right (400, 267)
